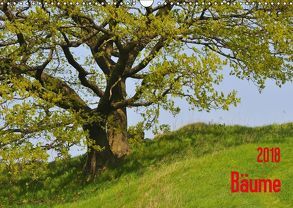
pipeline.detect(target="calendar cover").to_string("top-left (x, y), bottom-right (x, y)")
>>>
top-left (0, 0), bottom-right (292, 207)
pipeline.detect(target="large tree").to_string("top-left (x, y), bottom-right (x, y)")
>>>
top-left (0, 0), bottom-right (292, 178)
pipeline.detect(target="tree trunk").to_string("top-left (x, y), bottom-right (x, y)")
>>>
top-left (107, 108), bottom-right (130, 158)
top-left (107, 78), bottom-right (130, 158)
top-left (83, 78), bottom-right (130, 178)
top-left (83, 122), bottom-right (116, 178)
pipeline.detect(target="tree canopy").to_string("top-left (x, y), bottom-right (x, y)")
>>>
top-left (0, 0), bottom-right (292, 178)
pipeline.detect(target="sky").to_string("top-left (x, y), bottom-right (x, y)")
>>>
top-left (128, 73), bottom-right (293, 138)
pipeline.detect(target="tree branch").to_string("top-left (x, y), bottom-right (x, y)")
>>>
top-left (124, 38), bottom-right (165, 78)
top-left (61, 39), bottom-right (104, 97)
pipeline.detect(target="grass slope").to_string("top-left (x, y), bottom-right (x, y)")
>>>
top-left (58, 142), bottom-right (293, 208)
top-left (1, 123), bottom-right (293, 208)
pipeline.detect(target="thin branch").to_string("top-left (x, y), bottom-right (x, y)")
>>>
top-left (124, 38), bottom-right (165, 77)
top-left (61, 35), bottom-right (104, 97)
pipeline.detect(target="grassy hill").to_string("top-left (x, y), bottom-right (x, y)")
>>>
top-left (1, 123), bottom-right (293, 208)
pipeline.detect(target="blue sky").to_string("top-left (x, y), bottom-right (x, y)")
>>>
top-left (128, 73), bottom-right (293, 138)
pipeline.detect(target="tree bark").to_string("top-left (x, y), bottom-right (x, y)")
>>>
top-left (107, 108), bottom-right (130, 158)
top-left (83, 122), bottom-right (116, 178)
top-left (107, 78), bottom-right (130, 158)
top-left (83, 78), bottom-right (130, 178)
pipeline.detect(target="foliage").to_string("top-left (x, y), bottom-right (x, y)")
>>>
top-left (0, 1), bottom-right (292, 177)
top-left (128, 122), bottom-right (145, 144)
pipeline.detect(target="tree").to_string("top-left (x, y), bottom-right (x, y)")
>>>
top-left (0, 0), bottom-right (292, 178)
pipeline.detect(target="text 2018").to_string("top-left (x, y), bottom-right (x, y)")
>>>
top-left (257, 147), bottom-right (280, 163)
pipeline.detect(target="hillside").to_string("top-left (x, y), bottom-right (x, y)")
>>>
top-left (1, 123), bottom-right (293, 208)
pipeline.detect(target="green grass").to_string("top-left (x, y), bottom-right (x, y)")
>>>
top-left (1, 123), bottom-right (293, 208)
top-left (56, 142), bottom-right (293, 208)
